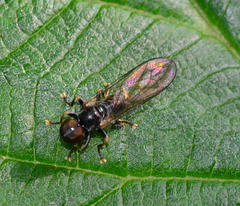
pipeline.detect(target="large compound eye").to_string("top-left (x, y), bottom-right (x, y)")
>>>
top-left (59, 119), bottom-right (83, 144)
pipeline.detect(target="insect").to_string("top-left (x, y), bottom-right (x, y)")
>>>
top-left (45, 57), bottom-right (177, 163)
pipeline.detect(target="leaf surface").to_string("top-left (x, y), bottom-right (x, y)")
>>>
top-left (0, 0), bottom-right (240, 205)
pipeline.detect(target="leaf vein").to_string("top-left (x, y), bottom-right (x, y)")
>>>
top-left (2, 73), bottom-right (13, 156)
top-left (1, 0), bottom-right (73, 60)
top-left (91, 180), bottom-right (127, 205)
top-left (37, 4), bottom-right (101, 83)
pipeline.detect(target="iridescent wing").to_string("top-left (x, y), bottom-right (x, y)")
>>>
top-left (83, 58), bottom-right (177, 128)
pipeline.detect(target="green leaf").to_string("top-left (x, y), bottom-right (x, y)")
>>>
top-left (0, 0), bottom-right (240, 205)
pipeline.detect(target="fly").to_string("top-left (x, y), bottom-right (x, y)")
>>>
top-left (45, 57), bottom-right (177, 163)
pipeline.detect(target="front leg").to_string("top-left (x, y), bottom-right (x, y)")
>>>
top-left (45, 111), bottom-right (77, 125)
top-left (65, 134), bottom-right (90, 162)
top-left (114, 119), bottom-right (138, 129)
top-left (60, 92), bottom-right (84, 107)
top-left (97, 128), bottom-right (108, 164)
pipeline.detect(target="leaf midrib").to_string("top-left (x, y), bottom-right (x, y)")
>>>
top-left (1, 155), bottom-right (240, 183)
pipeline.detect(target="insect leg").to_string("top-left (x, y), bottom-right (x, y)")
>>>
top-left (60, 92), bottom-right (84, 106)
top-left (97, 128), bottom-right (108, 164)
top-left (115, 119), bottom-right (138, 129)
top-left (64, 135), bottom-right (90, 161)
top-left (80, 134), bottom-right (91, 150)
top-left (96, 83), bottom-right (111, 100)
top-left (104, 83), bottom-right (110, 97)
top-left (45, 111), bottom-right (77, 125)
top-left (64, 144), bottom-right (80, 162)
top-left (65, 145), bottom-right (77, 162)
top-left (96, 89), bottom-right (102, 101)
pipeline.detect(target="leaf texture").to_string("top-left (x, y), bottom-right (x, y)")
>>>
top-left (0, 0), bottom-right (240, 205)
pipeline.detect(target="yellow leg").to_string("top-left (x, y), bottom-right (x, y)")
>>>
top-left (115, 119), bottom-right (137, 129)
top-left (65, 144), bottom-right (81, 162)
top-left (60, 93), bottom-right (84, 106)
top-left (45, 111), bottom-right (70, 125)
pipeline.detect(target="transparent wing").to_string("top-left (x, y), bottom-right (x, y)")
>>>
top-left (83, 57), bottom-right (177, 128)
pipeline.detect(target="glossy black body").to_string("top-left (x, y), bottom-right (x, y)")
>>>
top-left (69, 98), bottom-right (114, 135)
